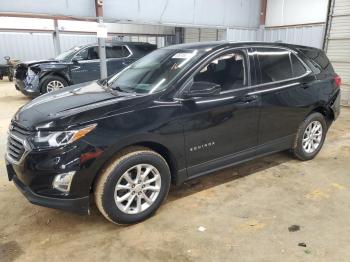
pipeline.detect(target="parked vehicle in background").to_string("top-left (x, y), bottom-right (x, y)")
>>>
top-left (0, 56), bottom-right (19, 81)
top-left (6, 41), bottom-right (340, 224)
top-left (14, 42), bottom-right (157, 97)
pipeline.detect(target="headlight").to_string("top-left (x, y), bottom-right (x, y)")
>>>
top-left (25, 68), bottom-right (38, 83)
top-left (32, 124), bottom-right (97, 149)
top-left (27, 69), bottom-right (36, 76)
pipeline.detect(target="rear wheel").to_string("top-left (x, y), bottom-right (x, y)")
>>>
top-left (41, 75), bottom-right (68, 93)
top-left (292, 112), bottom-right (327, 161)
top-left (94, 147), bottom-right (171, 224)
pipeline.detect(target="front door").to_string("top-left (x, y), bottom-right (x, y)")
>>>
top-left (181, 48), bottom-right (260, 177)
top-left (70, 46), bottom-right (101, 84)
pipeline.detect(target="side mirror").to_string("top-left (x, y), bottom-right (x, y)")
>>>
top-left (72, 55), bottom-right (85, 63)
top-left (183, 81), bottom-right (221, 98)
top-left (72, 58), bottom-right (80, 64)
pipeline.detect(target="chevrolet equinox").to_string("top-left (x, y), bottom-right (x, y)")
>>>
top-left (6, 42), bottom-right (341, 224)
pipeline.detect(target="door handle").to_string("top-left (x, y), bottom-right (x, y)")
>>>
top-left (242, 94), bottom-right (258, 103)
top-left (300, 82), bottom-right (309, 89)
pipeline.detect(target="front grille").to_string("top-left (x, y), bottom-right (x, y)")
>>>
top-left (7, 135), bottom-right (26, 162)
top-left (7, 123), bottom-right (33, 163)
top-left (11, 124), bottom-right (32, 136)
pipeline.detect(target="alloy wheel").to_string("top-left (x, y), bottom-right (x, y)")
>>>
top-left (46, 80), bottom-right (64, 92)
top-left (302, 120), bottom-right (323, 154)
top-left (114, 164), bottom-right (161, 214)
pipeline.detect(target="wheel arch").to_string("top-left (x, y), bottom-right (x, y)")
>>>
top-left (310, 105), bottom-right (334, 127)
top-left (90, 141), bottom-right (180, 192)
top-left (39, 72), bottom-right (71, 92)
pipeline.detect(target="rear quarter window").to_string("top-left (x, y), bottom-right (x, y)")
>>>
top-left (297, 48), bottom-right (334, 74)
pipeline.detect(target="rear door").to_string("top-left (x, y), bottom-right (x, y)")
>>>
top-left (106, 45), bottom-right (133, 76)
top-left (252, 47), bottom-right (316, 149)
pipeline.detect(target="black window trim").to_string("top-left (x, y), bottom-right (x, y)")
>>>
top-left (106, 45), bottom-right (133, 60)
top-left (250, 46), bottom-right (312, 89)
top-left (175, 45), bottom-right (312, 101)
top-left (72, 46), bottom-right (100, 63)
top-left (177, 47), bottom-right (251, 99)
top-left (71, 45), bottom-right (134, 62)
top-left (290, 52), bottom-right (308, 78)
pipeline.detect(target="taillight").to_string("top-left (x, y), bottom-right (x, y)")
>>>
top-left (334, 74), bottom-right (342, 88)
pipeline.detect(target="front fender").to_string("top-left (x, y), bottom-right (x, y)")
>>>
top-left (36, 63), bottom-right (72, 84)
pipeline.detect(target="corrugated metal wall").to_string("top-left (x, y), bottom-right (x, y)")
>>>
top-left (0, 31), bottom-right (169, 62)
top-left (325, 0), bottom-right (350, 105)
top-left (59, 33), bottom-right (97, 53)
top-left (184, 28), bottom-right (226, 43)
top-left (0, 32), bottom-right (55, 61)
top-left (263, 24), bottom-right (325, 48)
top-left (226, 28), bottom-right (259, 41)
top-left (225, 24), bottom-right (325, 48)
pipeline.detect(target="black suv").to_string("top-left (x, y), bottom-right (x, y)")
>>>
top-left (6, 41), bottom-right (341, 224)
top-left (14, 42), bottom-right (156, 97)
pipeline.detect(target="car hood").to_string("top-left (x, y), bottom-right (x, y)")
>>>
top-left (14, 81), bottom-right (148, 130)
top-left (17, 60), bottom-right (58, 68)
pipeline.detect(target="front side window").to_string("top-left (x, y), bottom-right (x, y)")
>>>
top-left (74, 46), bottom-right (99, 61)
top-left (55, 46), bottom-right (82, 61)
top-left (193, 51), bottom-right (246, 92)
top-left (256, 48), bottom-right (292, 84)
top-left (106, 48), bottom-right (204, 94)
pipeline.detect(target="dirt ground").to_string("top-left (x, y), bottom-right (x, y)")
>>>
top-left (0, 78), bottom-right (349, 262)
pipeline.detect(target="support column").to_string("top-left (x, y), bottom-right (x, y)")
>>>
top-left (95, 0), bottom-right (107, 79)
top-left (53, 19), bottom-right (61, 56)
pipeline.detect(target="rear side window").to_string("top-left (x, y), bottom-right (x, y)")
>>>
top-left (256, 48), bottom-right (292, 83)
top-left (291, 54), bottom-right (307, 77)
top-left (106, 46), bottom-right (130, 58)
top-left (297, 48), bottom-right (334, 74)
top-left (134, 44), bottom-right (157, 53)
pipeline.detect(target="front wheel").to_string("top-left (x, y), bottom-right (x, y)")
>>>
top-left (94, 147), bottom-right (171, 224)
top-left (292, 112), bottom-right (327, 161)
top-left (41, 76), bottom-right (68, 93)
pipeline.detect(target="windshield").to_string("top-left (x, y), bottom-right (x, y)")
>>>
top-left (55, 46), bottom-right (81, 61)
top-left (106, 48), bottom-right (203, 94)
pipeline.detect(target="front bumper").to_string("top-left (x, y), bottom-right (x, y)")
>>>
top-left (331, 90), bottom-right (341, 120)
top-left (15, 77), bottom-right (41, 97)
top-left (6, 160), bottom-right (90, 215)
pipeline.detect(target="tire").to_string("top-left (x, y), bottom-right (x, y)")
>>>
top-left (94, 147), bottom-right (171, 224)
top-left (292, 112), bottom-right (327, 161)
top-left (40, 75), bottom-right (68, 93)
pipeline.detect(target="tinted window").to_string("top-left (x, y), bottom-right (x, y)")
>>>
top-left (297, 48), bottom-right (334, 74)
top-left (74, 46), bottom-right (99, 60)
top-left (106, 48), bottom-right (204, 94)
top-left (257, 48), bottom-right (292, 83)
top-left (291, 54), bottom-right (307, 77)
top-left (134, 44), bottom-right (157, 53)
top-left (194, 51), bottom-right (246, 92)
top-left (106, 46), bottom-right (130, 58)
